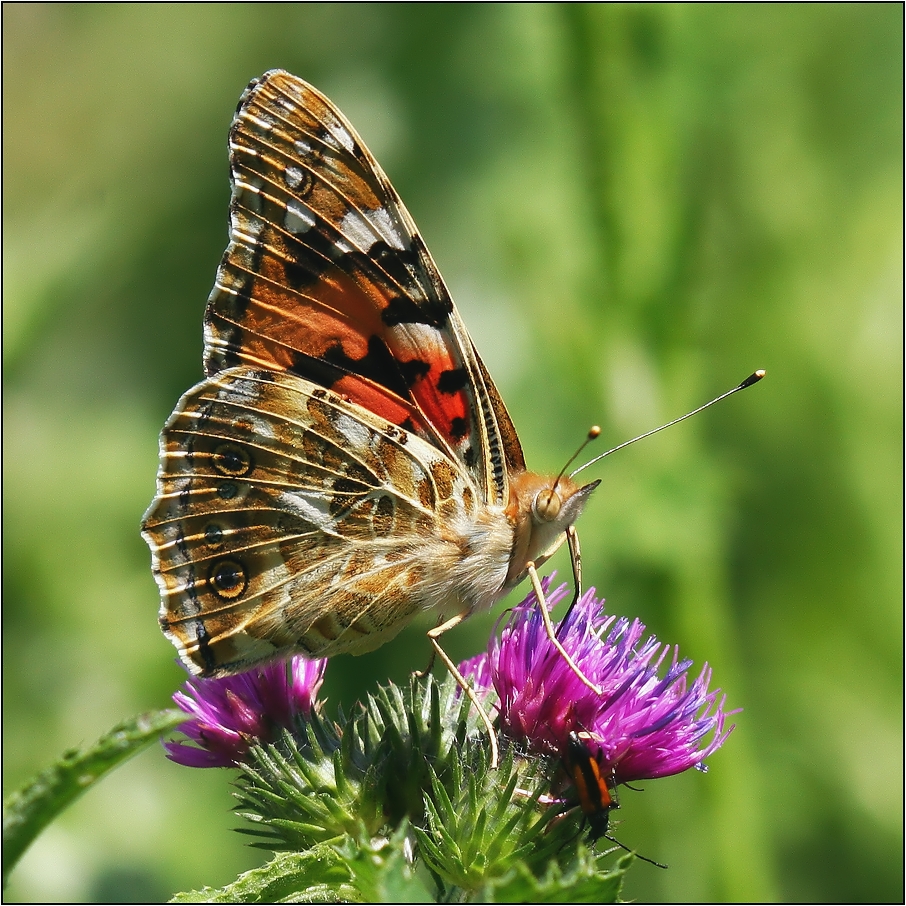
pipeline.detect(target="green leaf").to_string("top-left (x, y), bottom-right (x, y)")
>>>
top-left (338, 826), bottom-right (433, 904)
top-left (481, 852), bottom-right (632, 904)
top-left (2, 708), bottom-right (185, 887)
top-left (170, 847), bottom-right (356, 903)
top-left (234, 718), bottom-right (374, 850)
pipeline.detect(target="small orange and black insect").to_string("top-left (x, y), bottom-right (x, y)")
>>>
top-left (562, 732), bottom-right (667, 868)
top-left (562, 731), bottom-right (618, 841)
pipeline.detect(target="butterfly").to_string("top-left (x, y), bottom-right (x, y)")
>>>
top-left (141, 71), bottom-right (600, 752)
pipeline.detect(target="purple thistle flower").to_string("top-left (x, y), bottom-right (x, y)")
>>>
top-left (461, 577), bottom-right (736, 783)
top-left (462, 579), bottom-right (609, 755)
top-left (165, 656), bottom-right (327, 768)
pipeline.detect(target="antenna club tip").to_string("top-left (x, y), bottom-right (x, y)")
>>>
top-left (740, 370), bottom-right (767, 389)
top-left (588, 425), bottom-right (601, 440)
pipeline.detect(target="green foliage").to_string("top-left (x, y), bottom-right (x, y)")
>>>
top-left (336, 828), bottom-right (433, 904)
top-left (177, 675), bottom-right (629, 903)
top-left (2, 710), bottom-right (185, 886)
top-left (169, 847), bottom-right (358, 904)
top-left (414, 745), bottom-right (567, 890)
top-left (232, 675), bottom-right (476, 851)
top-left (175, 824), bottom-right (621, 905)
top-left (3, 5), bottom-right (901, 903)
top-left (482, 853), bottom-right (630, 905)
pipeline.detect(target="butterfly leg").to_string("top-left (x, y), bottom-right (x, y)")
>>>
top-left (527, 562), bottom-right (602, 696)
top-left (427, 614), bottom-right (500, 769)
top-left (556, 525), bottom-right (584, 638)
top-left (413, 638), bottom-right (438, 679)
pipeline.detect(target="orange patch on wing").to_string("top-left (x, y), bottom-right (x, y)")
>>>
top-left (413, 375), bottom-right (470, 443)
top-left (331, 374), bottom-right (429, 432)
top-left (251, 263), bottom-right (384, 360)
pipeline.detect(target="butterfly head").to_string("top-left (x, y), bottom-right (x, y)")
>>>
top-left (505, 472), bottom-right (600, 585)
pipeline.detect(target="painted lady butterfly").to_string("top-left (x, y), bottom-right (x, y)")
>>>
top-left (142, 71), bottom-right (600, 730)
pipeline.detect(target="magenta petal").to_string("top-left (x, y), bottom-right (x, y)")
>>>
top-left (164, 740), bottom-right (237, 769)
top-left (464, 574), bottom-right (737, 782)
top-left (165, 656), bottom-right (327, 768)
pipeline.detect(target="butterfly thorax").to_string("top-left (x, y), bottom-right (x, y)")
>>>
top-left (504, 471), bottom-right (599, 587)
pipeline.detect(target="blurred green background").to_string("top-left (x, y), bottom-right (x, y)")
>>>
top-left (3, 4), bottom-right (901, 903)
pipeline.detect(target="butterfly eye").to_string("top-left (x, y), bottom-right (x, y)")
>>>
top-left (532, 488), bottom-right (561, 523)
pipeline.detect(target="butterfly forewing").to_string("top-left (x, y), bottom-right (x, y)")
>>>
top-left (203, 70), bottom-right (521, 506)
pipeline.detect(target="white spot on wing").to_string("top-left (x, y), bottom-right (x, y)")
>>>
top-left (339, 209), bottom-right (378, 250)
top-left (387, 321), bottom-right (448, 362)
top-left (338, 207), bottom-right (407, 253)
top-left (278, 491), bottom-right (339, 535)
top-left (320, 112), bottom-right (355, 153)
top-left (285, 166), bottom-right (306, 189)
top-left (235, 186), bottom-right (262, 215)
top-left (333, 413), bottom-right (373, 451)
top-left (285, 201), bottom-right (316, 234)
top-left (370, 206), bottom-right (408, 251)
top-left (332, 125), bottom-right (355, 152)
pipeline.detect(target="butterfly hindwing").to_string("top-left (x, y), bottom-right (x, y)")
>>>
top-left (142, 367), bottom-right (514, 675)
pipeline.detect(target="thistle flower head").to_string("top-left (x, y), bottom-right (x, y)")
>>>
top-left (165, 656), bottom-right (327, 768)
top-left (462, 579), bottom-right (606, 755)
top-left (462, 577), bottom-right (736, 783)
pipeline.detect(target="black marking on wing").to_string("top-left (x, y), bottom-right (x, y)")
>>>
top-left (381, 292), bottom-right (452, 328)
top-left (399, 358), bottom-right (430, 386)
top-left (450, 417), bottom-right (468, 440)
top-left (437, 368), bottom-right (469, 394)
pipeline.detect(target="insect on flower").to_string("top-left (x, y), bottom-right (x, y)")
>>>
top-left (562, 731), bottom-right (667, 869)
top-left (562, 730), bottom-right (618, 842)
top-left (142, 70), bottom-right (763, 767)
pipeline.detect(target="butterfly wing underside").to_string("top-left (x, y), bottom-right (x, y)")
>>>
top-left (204, 70), bottom-right (525, 498)
top-left (143, 71), bottom-right (527, 675)
top-left (144, 369), bottom-right (508, 674)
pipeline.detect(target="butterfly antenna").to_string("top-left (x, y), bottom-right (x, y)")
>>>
top-left (552, 426), bottom-right (602, 493)
top-left (570, 370), bottom-right (766, 479)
